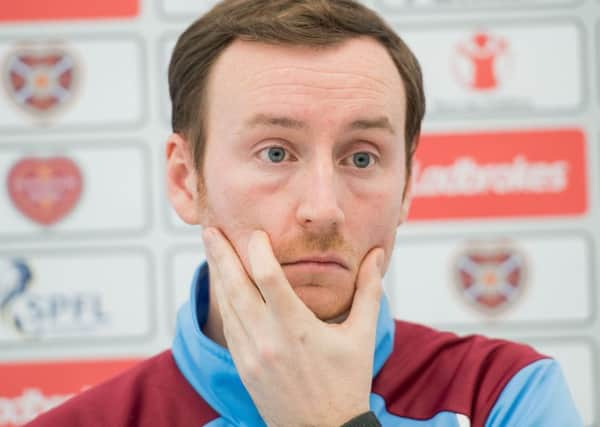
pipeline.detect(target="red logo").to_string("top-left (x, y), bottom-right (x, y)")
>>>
top-left (409, 129), bottom-right (587, 220)
top-left (453, 241), bottom-right (526, 314)
top-left (0, 358), bottom-right (138, 426)
top-left (452, 31), bottom-right (511, 91)
top-left (3, 46), bottom-right (78, 117)
top-left (0, 0), bottom-right (138, 21)
top-left (7, 157), bottom-right (83, 226)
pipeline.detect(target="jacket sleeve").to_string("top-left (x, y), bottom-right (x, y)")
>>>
top-left (485, 358), bottom-right (584, 427)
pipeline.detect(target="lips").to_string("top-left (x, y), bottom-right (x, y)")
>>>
top-left (282, 255), bottom-right (349, 270)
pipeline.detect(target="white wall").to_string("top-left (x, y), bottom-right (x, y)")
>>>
top-left (0, 1), bottom-right (598, 425)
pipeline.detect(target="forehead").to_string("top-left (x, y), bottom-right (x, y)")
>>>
top-left (206, 37), bottom-right (406, 131)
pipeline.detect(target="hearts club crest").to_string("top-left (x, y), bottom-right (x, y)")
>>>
top-left (453, 241), bottom-right (526, 315)
top-left (3, 43), bottom-right (78, 117)
top-left (7, 157), bottom-right (83, 226)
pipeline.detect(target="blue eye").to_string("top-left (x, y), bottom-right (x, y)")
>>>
top-left (258, 146), bottom-right (289, 163)
top-left (268, 147), bottom-right (286, 163)
top-left (352, 152), bottom-right (373, 168)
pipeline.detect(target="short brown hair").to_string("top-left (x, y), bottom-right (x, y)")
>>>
top-left (169, 0), bottom-right (425, 187)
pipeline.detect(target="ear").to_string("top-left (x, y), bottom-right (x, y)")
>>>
top-left (165, 133), bottom-right (201, 225)
top-left (397, 175), bottom-right (413, 226)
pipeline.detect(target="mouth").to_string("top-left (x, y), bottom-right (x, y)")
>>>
top-left (281, 255), bottom-right (349, 271)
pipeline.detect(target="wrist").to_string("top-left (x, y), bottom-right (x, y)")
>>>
top-left (339, 411), bottom-right (381, 427)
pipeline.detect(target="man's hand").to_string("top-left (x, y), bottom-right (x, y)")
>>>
top-left (202, 227), bottom-right (384, 427)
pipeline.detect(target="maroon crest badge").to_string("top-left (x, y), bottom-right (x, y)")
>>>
top-left (7, 156), bottom-right (83, 226)
top-left (3, 43), bottom-right (78, 117)
top-left (453, 241), bottom-right (526, 315)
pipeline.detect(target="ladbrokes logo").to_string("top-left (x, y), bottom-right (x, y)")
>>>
top-left (409, 129), bottom-right (587, 220)
top-left (0, 259), bottom-right (108, 339)
top-left (413, 156), bottom-right (568, 197)
top-left (2, 43), bottom-right (79, 120)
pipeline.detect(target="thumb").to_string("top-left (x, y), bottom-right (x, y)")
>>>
top-left (345, 247), bottom-right (384, 333)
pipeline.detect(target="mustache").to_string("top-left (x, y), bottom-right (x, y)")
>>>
top-left (273, 228), bottom-right (354, 264)
top-left (199, 197), bottom-right (355, 268)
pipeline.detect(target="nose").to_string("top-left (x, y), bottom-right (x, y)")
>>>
top-left (295, 158), bottom-right (345, 232)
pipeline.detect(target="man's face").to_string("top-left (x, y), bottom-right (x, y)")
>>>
top-left (200, 37), bottom-right (408, 321)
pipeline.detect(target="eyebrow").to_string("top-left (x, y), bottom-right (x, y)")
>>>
top-left (245, 113), bottom-right (396, 135)
top-left (349, 117), bottom-right (396, 135)
top-left (246, 114), bottom-right (306, 130)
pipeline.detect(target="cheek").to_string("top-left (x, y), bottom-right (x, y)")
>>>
top-left (203, 166), bottom-right (293, 268)
top-left (202, 161), bottom-right (254, 253)
top-left (344, 182), bottom-right (402, 265)
top-left (347, 180), bottom-right (403, 233)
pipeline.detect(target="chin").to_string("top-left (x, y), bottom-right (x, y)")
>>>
top-left (291, 283), bottom-right (354, 322)
top-left (282, 264), bottom-right (355, 321)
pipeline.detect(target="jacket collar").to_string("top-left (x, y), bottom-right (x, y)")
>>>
top-left (172, 262), bottom-right (395, 426)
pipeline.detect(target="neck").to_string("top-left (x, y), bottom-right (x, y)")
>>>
top-left (202, 270), bottom-right (228, 348)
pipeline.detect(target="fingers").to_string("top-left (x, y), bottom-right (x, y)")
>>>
top-left (247, 230), bottom-right (306, 317)
top-left (209, 256), bottom-right (249, 348)
top-left (345, 247), bottom-right (384, 334)
top-left (202, 227), bottom-right (264, 324)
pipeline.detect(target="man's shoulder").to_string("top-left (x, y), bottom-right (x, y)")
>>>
top-left (373, 320), bottom-right (547, 425)
top-left (387, 319), bottom-right (543, 367)
top-left (25, 350), bottom-right (219, 427)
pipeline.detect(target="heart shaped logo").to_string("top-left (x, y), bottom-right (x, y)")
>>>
top-left (3, 45), bottom-right (77, 116)
top-left (7, 157), bottom-right (83, 226)
top-left (453, 241), bottom-right (526, 314)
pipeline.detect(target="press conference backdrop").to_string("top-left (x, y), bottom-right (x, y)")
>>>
top-left (0, 1), bottom-right (598, 425)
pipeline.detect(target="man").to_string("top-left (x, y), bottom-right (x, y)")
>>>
top-left (26, 0), bottom-right (582, 426)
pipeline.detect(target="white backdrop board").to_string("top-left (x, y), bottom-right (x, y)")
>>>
top-left (0, 1), bottom-right (598, 425)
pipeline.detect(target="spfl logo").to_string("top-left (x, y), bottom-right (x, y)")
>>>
top-left (0, 258), bottom-right (108, 339)
top-left (452, 241), bottom-right (527, 315)
top-left (0, 259), bottom-right (31, 315)
top-left (2, 43), bottom-right (79, 119)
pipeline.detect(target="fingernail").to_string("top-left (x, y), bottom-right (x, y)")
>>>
top-left (250, 229), bottom-right (261, 242)
top-left (253, 229), bottom-right (267, 242)
top-left (249, 229), bottom-right (269, 249)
